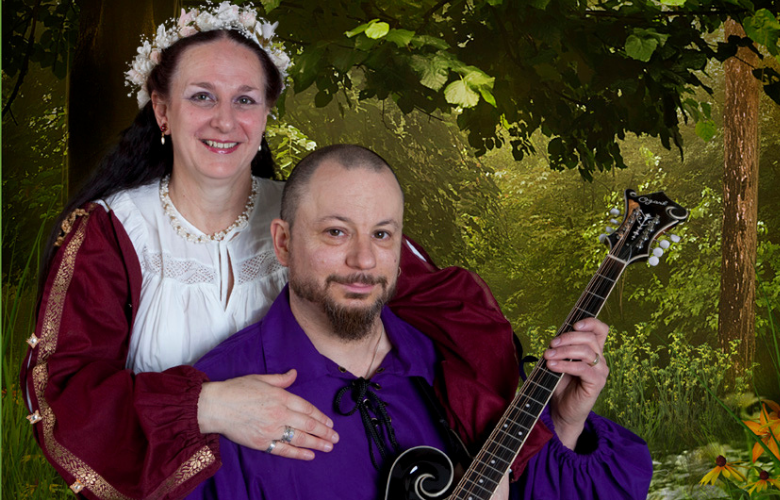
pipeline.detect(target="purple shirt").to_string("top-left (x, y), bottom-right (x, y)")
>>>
top-left (188, 287), bottom-right (448, 500)
top-left (189, 288), bottom-right (653, 500)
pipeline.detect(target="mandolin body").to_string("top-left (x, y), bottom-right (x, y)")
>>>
top-left (384, 446), bottom-right (455, 500)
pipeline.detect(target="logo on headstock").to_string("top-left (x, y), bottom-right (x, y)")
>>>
top-left (638, 196), bottom-right (669, 206)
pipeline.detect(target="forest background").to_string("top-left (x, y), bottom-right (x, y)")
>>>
top-left (3, 0), bottom-right (780, 498)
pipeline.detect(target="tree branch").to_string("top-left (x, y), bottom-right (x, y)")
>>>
top-left (583, 7), bottom-right (748, 20)
top-left (3, 0), bottom-right (42, 119)
top-left (418, 0), bottom-right (451, 31)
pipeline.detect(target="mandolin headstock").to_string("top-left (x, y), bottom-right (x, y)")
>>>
top-left (602, 190), bottom-right (689, 266)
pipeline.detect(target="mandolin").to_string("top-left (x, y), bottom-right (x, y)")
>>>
top-left (385, 189), bottom-right (689, 500)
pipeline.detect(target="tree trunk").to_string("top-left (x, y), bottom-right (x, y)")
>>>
top-left (719, 19), bottom-right (760, 376)
top-left (68, 0), bottom-right (177, 196)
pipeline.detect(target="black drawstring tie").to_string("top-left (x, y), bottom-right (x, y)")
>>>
top-left (334, 377), bottom-right (400, 470)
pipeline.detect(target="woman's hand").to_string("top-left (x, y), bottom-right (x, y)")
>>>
top-left (198, 369), bottom-right (339, 460)
top-left (543, 318), bottom-right (610, 450)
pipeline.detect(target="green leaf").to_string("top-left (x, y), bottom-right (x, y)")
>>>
top-left (444, 79), bottom-right (480, 108)
top-left (365, 21), bottom-right (390, 39)
top-left (478, 87), bottom-right (497, 107)
top-left (345, 19), bottom-right (376, 38)
top-left (625, 34), bottom-right (659, 62)
top-left (259, 0), bottom-right (282, 12)
top-left (314, 90), bottom-right (333, 107)
top-left (695, 119), bottom-right (716, 142)
top-left (409, 53), bottom-right (450, 91)
top-left (743, 9), bottom-right (780, 54)
top-left (385, 29), bottom-right (415, 47)
top-left (463, 69), bottom-right (495, 89)
top-left (700, 101), bottom-right (712, 119)
top-left (410, 35), bottom-right (450, 50)
top-left (292, 46), bottom-right (325, 92)
top-left (659, 0), bottom-right (686, 5)
top-left (487, 0), bottom-right (504, 5)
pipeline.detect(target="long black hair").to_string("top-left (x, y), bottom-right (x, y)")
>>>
top-left (39, 29), bottom-right (284, 291)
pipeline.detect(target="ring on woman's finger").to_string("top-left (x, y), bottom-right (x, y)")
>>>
top-left (281, 426), bottom-right (295, 443)
top-left (588, 355), bottom-right (600, 367)
top-left (265, 441), bottom-right (278, 453)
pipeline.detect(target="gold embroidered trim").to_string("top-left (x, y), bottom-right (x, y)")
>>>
top-left (54, 208), bottom-right (89, 247)
top-left (33, 206), bottom-right (216, 499)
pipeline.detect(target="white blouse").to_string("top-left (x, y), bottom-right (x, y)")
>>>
top-left (99, 177), bottom-right (288, 373)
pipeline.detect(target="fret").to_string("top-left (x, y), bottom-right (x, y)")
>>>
top-left (594, 271), bottom-right (615, 283)
top-left (519, 397), bottom-right (545, 412)
top-left (473, 455), bottom-right (510, 475)
top-left (460, 476), bottom-right (497, 495)
top-left (523, 379), bottom-right (553, 398)
top-left (583, 288), bottom-right (606, 301)
top-left (497, 425), bottom-right (529, 443)
top-left (605, 254), bottom-right (626, 265)
top-left (574, 305), bottom-right (595, 316)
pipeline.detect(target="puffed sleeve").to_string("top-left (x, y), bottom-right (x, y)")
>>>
top-left (19, 204), bottom-right (220, 500)
top-left (516, 409), bottom-right (653, 499)
top-left (391, 236), bottom-right (552, 479)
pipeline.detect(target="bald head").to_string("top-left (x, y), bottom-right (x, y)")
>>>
top-left (280, 145), bottom-right (403, 227)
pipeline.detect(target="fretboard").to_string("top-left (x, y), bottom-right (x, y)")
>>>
top-left (449, 254), bottom-right (627, 500)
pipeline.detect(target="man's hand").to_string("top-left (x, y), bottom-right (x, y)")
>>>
top-left (197, 369), bottom-right (339, 460)
top-left (542, 317), bottom-right (609, 450)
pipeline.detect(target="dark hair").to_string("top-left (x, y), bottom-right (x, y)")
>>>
top-left (39, 29), bottom-right (284, 292)
top-left (280, 144), bottom-right (402, 227)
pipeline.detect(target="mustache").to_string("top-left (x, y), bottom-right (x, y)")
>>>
top-left (326, 273), bottom-right (388, 287)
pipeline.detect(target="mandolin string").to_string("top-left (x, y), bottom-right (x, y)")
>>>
top-left (453, 210), bottom-right (640, 499)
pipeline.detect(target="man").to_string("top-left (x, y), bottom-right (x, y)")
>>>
top-left (189, 145), bottom-right (652, 500)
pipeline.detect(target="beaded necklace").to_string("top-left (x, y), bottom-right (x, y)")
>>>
top-left (159, 175), bottom-right (259, 244)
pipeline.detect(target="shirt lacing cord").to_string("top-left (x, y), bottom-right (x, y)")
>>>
top-left (334, 377), bottom-right (400, 470)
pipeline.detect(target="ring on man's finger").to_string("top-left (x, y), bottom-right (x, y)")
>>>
top-left (265, 441), bottom-right (278, 453)
top-left (588, 355), bottom-right (600, 368)
top-left (281, 426), bottom-right (295, 443)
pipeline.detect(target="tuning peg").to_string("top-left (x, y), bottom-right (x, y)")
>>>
top-left (609, 219), bottom-right (619, 225)
top-left (606, 226), bottom-right (614, 234)
top-left (652, 247), bottom-right (664, 258)
top-left (670, 234), bottom-right (681, 243)
top-left (659, 239), bottom-right (671, 249)
top-left (598, 233), bottom-right (608, 243)
top-left (609, 208), bottom-right (620, 217)
top-left (648, 256), bottom-right (660, 266)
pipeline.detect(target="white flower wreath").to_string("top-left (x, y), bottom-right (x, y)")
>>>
top-left (124, 1), bottom-right (291, 108)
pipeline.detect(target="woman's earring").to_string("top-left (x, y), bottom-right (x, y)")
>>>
top-left (259, 133), bottom-right (265, 152)
top-left (160, 124), bottom-right (167, 146)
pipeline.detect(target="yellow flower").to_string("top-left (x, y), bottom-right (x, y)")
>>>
top-left (699, 455), bottom-right (746, 486)
top-left (747, 469), bottom-right (780, 494)
top-left (743, 399), bottom-right (780, 462)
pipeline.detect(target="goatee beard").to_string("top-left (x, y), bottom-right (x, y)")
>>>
top-left (290, 272), bottom-right (395, 342)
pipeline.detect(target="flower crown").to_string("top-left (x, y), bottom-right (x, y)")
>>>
top-left (124, 1), bottom-right (291, 109)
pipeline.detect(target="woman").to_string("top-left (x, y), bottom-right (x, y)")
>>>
top-left (21, 4), bottom-right (544, 499)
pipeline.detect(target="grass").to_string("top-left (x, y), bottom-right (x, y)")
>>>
top-left (2, 223), bottom-right (72, 499)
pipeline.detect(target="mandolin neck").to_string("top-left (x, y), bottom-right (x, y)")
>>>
top-left (448, 254), bottom-right (627, 500)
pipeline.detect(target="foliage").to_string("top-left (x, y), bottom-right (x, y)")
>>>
top-left (2, 0), bottom-right (79, 117)
top-left (265, 120), bottom-right (318, 180)
top-left (260, 0), bottom-right (780, 178)
top-left (1, 72), bottom-right (68, 282)
top-left (526, 323), bottom-right (747, 453)
top-left (282, 86), bottom-right (503, 267)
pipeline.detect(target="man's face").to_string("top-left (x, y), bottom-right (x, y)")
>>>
top-left (282, 161), bottom-right (404, 341)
